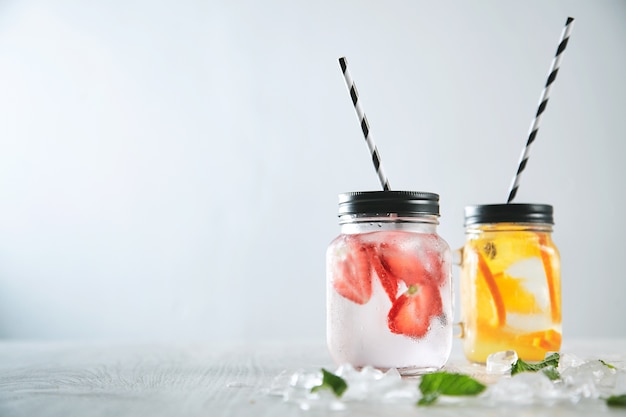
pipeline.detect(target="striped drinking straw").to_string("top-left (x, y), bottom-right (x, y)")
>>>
top-left (338, 57), bottom-right (391, 191)
top-left (507, 17), bottom-right (575, 203)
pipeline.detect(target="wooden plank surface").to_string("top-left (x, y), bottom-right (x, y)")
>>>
top-left (0, 340), bottom-right (330, 417)
top-left (0, 339), bottom-right (624, 417)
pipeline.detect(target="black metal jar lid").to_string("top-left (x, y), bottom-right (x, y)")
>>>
top-left (464, 203), bottom-right (554, 226)
top-left (338, 191), bottom-right (440, 216)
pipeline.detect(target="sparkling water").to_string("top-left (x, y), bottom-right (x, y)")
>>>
top-left (327, 270), bottom-right (452, 373)
top-left (326, 230), bottom-right (453, 375)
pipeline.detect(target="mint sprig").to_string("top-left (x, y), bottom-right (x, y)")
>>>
top-left (310, 368), bottom-right (348, 398)
top-left (599, 359), bottom-right (616, 370)
top-left (541, 367), bottom-right (561, 381)
top-left (511, 352), bottom-right (560, 376)
top-left (607, 394), bottom-right (626, 407)
top-left (418, 371), bottom-right (486, 406)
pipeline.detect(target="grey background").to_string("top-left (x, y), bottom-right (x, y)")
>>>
top-left (0, 0), bottom-right (624, 342)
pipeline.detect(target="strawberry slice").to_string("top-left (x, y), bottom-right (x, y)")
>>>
top-left (330, 235), bottom-right (372, 304)
top-left (367, 245), bottom-right (398, 302)
top-left (379, 241), bottom-right (430, 287)
top-left (377, 233), bottom-right (447, 287)
top-left (387, 282), bottom-right (443, 338)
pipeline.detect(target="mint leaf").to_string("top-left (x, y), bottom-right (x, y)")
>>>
top-left (310, 368), bottom-right (348, 398)
top-left (417, 371), bottom-right (486, 406)
top-left (607, 394), bottom-right (626, 407)
top-left (599, 359), bottom-right (616, 370)
top-left (511, 352), bottom-right (560, 376)
top-left (542, 367), bottom-right (561, 381)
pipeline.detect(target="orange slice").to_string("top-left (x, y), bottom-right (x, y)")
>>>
top-left (476, 251), bottom-right (506, 327)
top-left (537, 233), bottom-right (561, 323)
top-left (515, 329), bottom-right (562, 354)
top-left (497, 272), bottom-right (544, 314)
top-left (471, 324), bottom-right (562, 362)
top-left (471, 230), bottom-right (540, 273)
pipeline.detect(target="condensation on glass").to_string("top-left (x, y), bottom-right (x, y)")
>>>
top-left (326, 191), bottom-right (453, 375)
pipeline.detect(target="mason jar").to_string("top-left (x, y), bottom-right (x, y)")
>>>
top-left (459, 203), bottom-right (562, 363)
top-left (326, 191), bottom-right (452, 375)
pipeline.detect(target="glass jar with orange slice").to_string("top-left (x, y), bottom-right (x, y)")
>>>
top-left (459, 204), bottom-right (562, 363)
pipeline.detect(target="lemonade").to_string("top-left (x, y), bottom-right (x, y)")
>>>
top-left (460, 204), bottom-right (561, 363)
top-left (327, 191), bottom-right (452, 375)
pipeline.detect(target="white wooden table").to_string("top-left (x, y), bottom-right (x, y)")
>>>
top-left (0, 339), bottom-right (624, 416)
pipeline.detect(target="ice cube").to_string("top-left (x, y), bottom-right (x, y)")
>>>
top-left (279, 369), bottom-right (321, 402)
top-left (557, 353), bottom-right (586, 372)
top-left (613, 371), bottom-right (626, 395)
top-left (299, 388), bottom-right (347, 411)
top-left (276, 368), bottom-right (347, 411)
top-left (377, 368), bottom-right (419, 403)
top-left (486, 350), bottom-right (518, 374)
top-left (341, 366), bottom-right (383, 401)
top-left (289, 368), bottom-right (322, 389)
top-left (505, 313), bottom-right (553, 332)
top-left (561, 359), bottom-right (617, 398)
top-left (379, 370), bottom-right (412, 400)
top-left (505, 257), bottom-right (550, 311)
top-left (267, 369), bottom-right (293, 397)
top-left (487, 372), bottom-right (564, 405)
top-left (355, 365), bottom-right (386, 381)
top-left (340, 365), bottom-right (415, 403)
top-left (335, 363), bottom-right (358, 379)
top-left (272, 364), bottom-right (423, 409)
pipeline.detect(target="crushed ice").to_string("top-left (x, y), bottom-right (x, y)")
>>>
top-left (267, 364), bottom-right (417, 410)
top-left (268, 352), bottom-right (626, 410)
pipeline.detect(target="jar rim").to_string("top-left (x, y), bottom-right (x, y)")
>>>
top-left (464, 203), bottom-right (554, 226)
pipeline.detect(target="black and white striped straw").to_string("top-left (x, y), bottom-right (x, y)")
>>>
top-left (338, 57), bottom-right (391, 191)
top-left (507, 17), bottom-right (575, 203)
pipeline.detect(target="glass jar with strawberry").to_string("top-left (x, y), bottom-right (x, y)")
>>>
top-left (326, 191), bottom-right (453, 375)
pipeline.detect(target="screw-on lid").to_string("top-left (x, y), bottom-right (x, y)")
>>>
top-left (338, 191), bottom-right (440, 216)
top-left (464, 203), bottom-right (554, 226)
